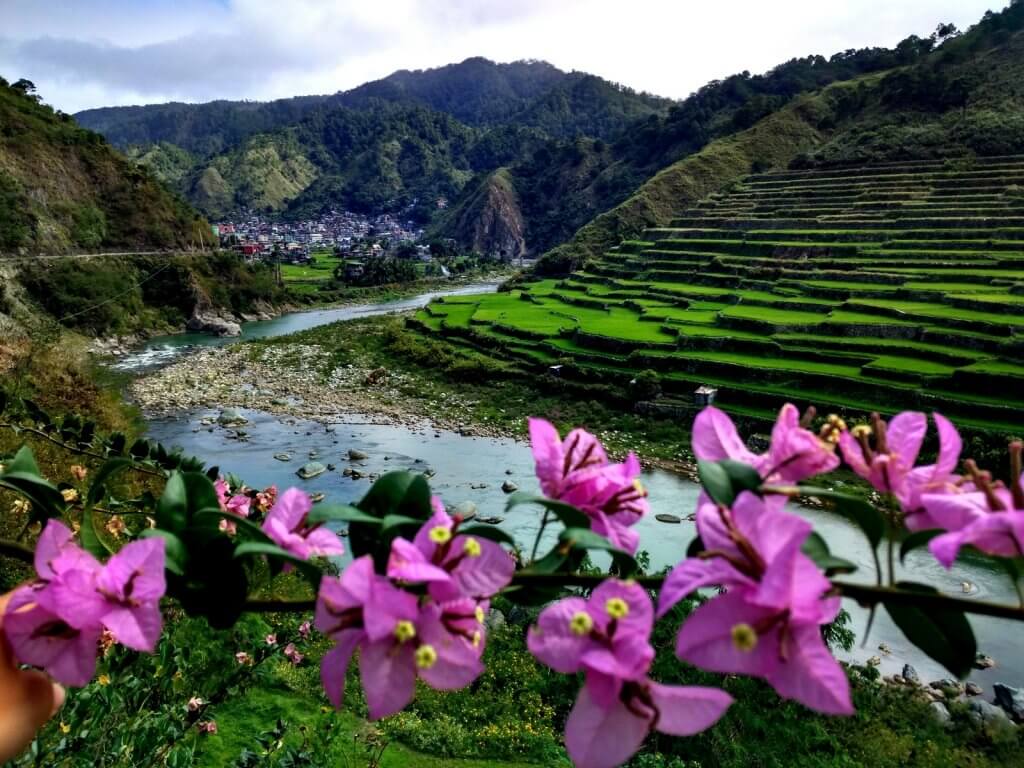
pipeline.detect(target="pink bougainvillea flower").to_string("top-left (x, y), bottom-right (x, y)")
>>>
top-left (317, 555), bottom-right (486, 719)
top-left (838, 411), bottom-right (935, 509)
top-left (94, 537), bottom-right (166, 652)
top-left (900, 413), bottom-right (962, 528)
top-left (2, 585), bottom-right (102, 687)
top-left (659, 492), bottom-right (852, 716)
top-left (528, 419), bottom-right (648, 553)
top-left (529, 418), bottom-right (610, 498)
top-left (198, 721), bottom-right (217, 734)
top-left (922, 444), bottom-right (1024, 567)
top-left (559, 454), bottom-right (649, 555)
top-left (387, 498), bottom-right (514, 601)
top-left (693, 404), bottom-right (841, 485)
top-left (265, 633), bottom-right (277, 646)
top-left (235, 651), bottom-right (252, 665)
top-left (316, 556), bottom-right (375, 709)
top-left (528, 580), bottom-right (731, 768)
top-left (215, 478), bottom-right (252, 518)
top-left (284, 642), bottom-right (304, 665)
top-left (2, 521), bottom-right (166, 685)
top-left (262, 487), bottom-right (345, 562)
top-left (298, 620), bottom-right (311, 639)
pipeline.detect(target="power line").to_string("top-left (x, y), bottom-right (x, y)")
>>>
top-left (58, 259), bottom-right (176, 323)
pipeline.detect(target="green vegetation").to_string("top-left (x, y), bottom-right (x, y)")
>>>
top-left (0, 78), bottom-right (205, 252)
top-left (15, 252), bottom-right (289, 336)
top-left (414, 150), bottom-right (1024, 442)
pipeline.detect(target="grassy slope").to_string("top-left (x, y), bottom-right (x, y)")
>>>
top-left (0, 80), bottom-right (205, 253)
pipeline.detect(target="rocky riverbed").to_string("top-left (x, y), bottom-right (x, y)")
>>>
top-left (131, 343), bottom-right (518, 440)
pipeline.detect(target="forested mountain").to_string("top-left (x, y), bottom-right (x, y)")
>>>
top-left (0, 78), bottom-right (203, 253)
top-left (68, 3), bottom-right (1024, 261)
top-left (75, 58), bottom-right (667, 153)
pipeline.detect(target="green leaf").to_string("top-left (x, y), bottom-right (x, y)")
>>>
top-left (884, 581), bottom-right (977, 679)
top-left (358, 472), bottom-right (417, 518)
top-left (559, 527), bottom-right (639, 577)
top-left (181, 472), bottom-right (221, 520)
top-left (522, 546), bottom-right (567, 574)
top-left (459, 525), bottom-right (516, 547)
top-left (381, 514), bottom-right (423, 532)
top-left (801, 531), bottom-right (858, 577)
top-left (798, 486), bottom-right (885, 550)
top-left (697, 460), bottom-right (735, 507)
top-left (129, 439), bottom-right (151, 459)
top-left (87, 457), bottom-right (135, 506)
top-left (686, 535), bottom-right (705, 558)
top-left (107, 432), bottom-right (126, 455)
top-left (720, 459), bottom-right (763, 495)
top-left (156, 472), bottom-right (188, 533)
top-left (900, 529), bottom-right (944, 564)
top-left (233, 541), bottom-right (323, 589)
top-left (307, 504), bottom-right (381, 526)
top-left (0, 446), bottom-right (65, 522)
top-left (505, 491), bottom-right (590, 529)
top-left (78, 509), bottom-right (109, 558)
top-left (140, 529), bottom-right (188, 576)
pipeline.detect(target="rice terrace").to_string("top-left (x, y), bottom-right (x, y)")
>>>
top-left (418, 156), bottom-right (1024, 436)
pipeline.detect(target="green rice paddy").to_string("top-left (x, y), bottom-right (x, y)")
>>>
top-left (414, 157), bottom-right (1024, 435)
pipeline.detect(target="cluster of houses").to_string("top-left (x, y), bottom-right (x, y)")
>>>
top-left (213, 209), bottom-right (426, 264)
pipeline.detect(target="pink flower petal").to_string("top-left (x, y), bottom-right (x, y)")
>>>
top-left (766, 624), bottom-right (853, 715)
top-left (359, 638), bottom-right (416, 720)
top-left (648, 683), bottom-right (733, 736)
top-left (320, 630), bottom-right (362, 709)
top-left (675, 590), bottom-right (780, 678)
top-left (388, 537), bottom-right (451, 584)
top-left (101, 602), bottom-right (163, 652)
top-left (887, 412), bottom-right (927, 466)
top-left (692, 406), bottom-right (760, 466)
top-left (564, 684), bottom-right (650, 768)
top-left (527, 597), bottom-right (591, 674)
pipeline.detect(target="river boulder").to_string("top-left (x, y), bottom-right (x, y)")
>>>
top-left (217, 409), bottom-right (248, 426)
top-left (296, 462), bottom-right (327, 480)
top-left (994, 683), bottom-right (1024, 722)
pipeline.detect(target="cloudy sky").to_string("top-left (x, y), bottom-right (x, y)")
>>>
top-left (0, 0), bottom-right (1004, 114)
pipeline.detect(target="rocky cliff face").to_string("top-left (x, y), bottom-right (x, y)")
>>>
top-left (439, 169), bottom-right (527, 260)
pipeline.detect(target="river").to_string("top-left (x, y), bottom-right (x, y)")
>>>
top-left (113, 282), bottom-right (504, 373)
top-left (125, 283), bottom-right (1021, 690)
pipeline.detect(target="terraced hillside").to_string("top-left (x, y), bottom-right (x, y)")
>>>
top-left (413, 156), bottom-right (1024, 436)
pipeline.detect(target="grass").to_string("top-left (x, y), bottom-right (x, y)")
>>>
top-left (278, 250), bottom-right (345, 282)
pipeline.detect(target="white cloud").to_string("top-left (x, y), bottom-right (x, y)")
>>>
top-left (0, 0), bottom-right (1004, 113)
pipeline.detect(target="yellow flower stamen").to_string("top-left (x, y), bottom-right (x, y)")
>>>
top-left (851, 424), bottom-right (872, 439)
top-left (428, 526), bottom-right (452, 544)
top-left (61, 488), bottom-right (79, 503)
top-left (97, 674), bottom-right (110, 686)
top-left (475, 606), bottom-right (485, 624)
top-left (605, 597), bottom-right (629, 619)
top-left (415, 644), bottom-right (438, 669)
top-left (472, 631), bottom-right (482, 648)
top-left (632, 479), bottom-right (646, 496)
top-left (731, 623), bottom-right (758, 652)
top-left (569, 611), bottom-right (594, 636)
top-left (60, 722), bottom-right (70, 734)
top-left (394, 620), bottom-right (416, 642)
top-left (463, 537), bottom-right (482, 557)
